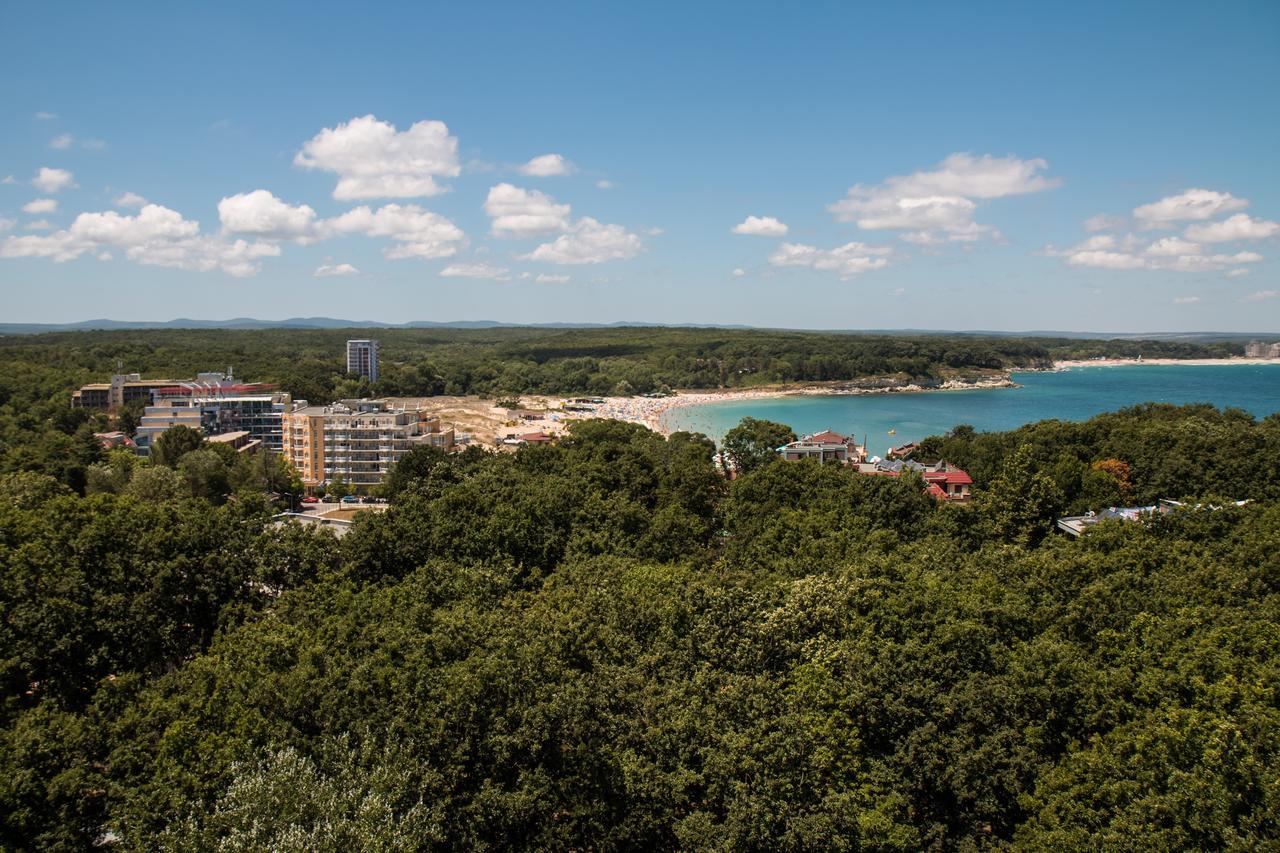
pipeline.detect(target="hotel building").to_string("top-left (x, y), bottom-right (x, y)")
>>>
top-left (282, 399), bottom-right (454, 489)
top-left (346, 339), bottom-right (380, 382)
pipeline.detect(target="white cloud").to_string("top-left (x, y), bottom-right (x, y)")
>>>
top-left (1225, 268), bottom-right (1251, 278)
top-left (1066, 250), bottom-right (1148, 269)
top-left (889, 287), bottom-right (907, 297)
top-left (35, 112), bottom-right (57, 120)
top-left (1242, 290), bottom-right (1278, 302)
top-left (114, 192), bottom-right (148, 208)
top-left (25, 220), bottom-right (54, 230)
top-left (521, 217), bottom-right (643, 265)
top-left (0, 218), bottom-right (14, 232)
top-left (1156, 251), bottom-right (1262, 272)
top-left (218, 190), bottom-right (318, 241)
top-left (440, 262), bottom-right (510, 280)
top-left (323, 203), bottom-right (467, 260)
top-left (1, 176), bottom-right (15, 185)
top-left (535, 273), bottom-right (570, 283)
top-left (1184, 213), bottom-right (1280, 243)
top-left (96, 252), bottom-right (112, 261)
top-left (483, 183), bottom-right (571, 237)
top-left (81, 139), bottom-right (106, 151)
top-left (1133, 188), bottom-right (1248, 228)
top-left (1084, 213), bottom-right (1125, 232)
top-left (768, 241), bottom-right (893, 278)
top-left (294, 114), bottom-right (460, 200)
top-left (49, 134), bottom-right (73, 150)
top-left (1145, 236), bottom-right (1201, 257)
top-left (22, 198), bottom-right (57, 214)
top-left (32, 167), bottom-right (75, 193)
top-left (314, 263), bottom-right (360, 277)
top-left (1173, 296), bottom-right (1200, 305)
top-left (0, 203), bottom-right (278, 277)
top-left (829, 153), bottom-right (1057, 243)
top-left (518, 154), bottom-right (575, 177)
top-left (732, 267), bottom-right (746, 277)
top-left (596, 179), bottom-right (614, 190)
top-left (731, 215), bottom-right (788, 237)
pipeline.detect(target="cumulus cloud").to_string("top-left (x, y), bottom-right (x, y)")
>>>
top-left (828, 153), bottom-right (1057, 243)
top-left (32, 167), bottom-right (75, 193)
top-left (294, 114), bottom-right (460, 200)
top-left (1225, 268), bottom-right (1251, 278)
top-left (22, 199), bottom-right (57, 214)
top-left (518, 154), bottom-right (575, 177)
top-left (484, 183), bottom-right (572, 237)
top-left (1133, 188), bottom-right (1248, 228)
top-left (314, 263), bottom-right (360, 277)
top-left (440, 262), bottom-right (510, 279)
top-left (596, 179), bottom-right (614, 190)
top-left (114, 192), bottom-right (148, 208)
top-left (535, 273), bottom-right (570, 283)
top-left (1184, 213), bottom-right (1280, 243)
top-left (1084, 213), bottom-right (1125, 232)
top-left (1145, 236), bottom-right (1201, 257)
top-left (1, 176), bottom-right (14, 185)
top-left (25, 220), bottom-right (54, 231)
top-left (768, 241), bottom-right (893, 278)
top-left (1173, 296), bottom-right (1200, 305)
top-left (323, 203), bottom-right (467, 260)
top-left (521, 217), bottom-right (643, 265)
top-left (49, 134), bottom-right (73, 150)
top-left (732, 267), bottom-right (746, 277)
top-left (731, 215), bottom-right (788, 236)
top-left (1047, 230), bottom-right (1264, 273)
top-left (218, 190), bottom-right (318, 241)
top-left (1243, 290), bottom-right (1278, 302)
top-left (0, 203), bottom-right (278, 277)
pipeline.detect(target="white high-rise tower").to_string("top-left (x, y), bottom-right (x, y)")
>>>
top-left (346, 339), bottom-right (380, 382)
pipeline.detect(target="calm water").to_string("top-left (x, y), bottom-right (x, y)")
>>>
top-left (661, 365), bottom-right (1280, 457)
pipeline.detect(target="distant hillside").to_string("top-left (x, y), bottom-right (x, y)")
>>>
top-left (0, 318), bottom-right (1271, 341)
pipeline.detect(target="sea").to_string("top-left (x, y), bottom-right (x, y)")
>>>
top-left (660, 364), bottom-right (1280, 457)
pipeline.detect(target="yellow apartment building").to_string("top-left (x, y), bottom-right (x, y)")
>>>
top-left (282, 399), bottom-right (454, 489)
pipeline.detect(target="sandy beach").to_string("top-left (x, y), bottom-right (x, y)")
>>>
top-left (1052, 357), bottom-right (1280, 369)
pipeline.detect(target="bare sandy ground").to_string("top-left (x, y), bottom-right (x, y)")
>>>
top-left (1053, 357), bottom-right (1280, 368)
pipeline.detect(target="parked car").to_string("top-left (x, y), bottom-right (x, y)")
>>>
top-left (301, 496), bottom-right (319, 504)
top-left (340, 494), bottom-right (359, 504)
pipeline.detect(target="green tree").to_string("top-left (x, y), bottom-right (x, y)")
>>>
top-left (150, 425), bottom-right (204, 468)
top-left (721, 417), bottom-right (797, 475)
top-left (975, 444), bottom-right (1065, 545)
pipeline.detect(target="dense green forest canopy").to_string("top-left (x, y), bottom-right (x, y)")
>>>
top-left (3, 406), bottom-right (1278, 849)
top-left (0, 326), bottom-right (1240, 405)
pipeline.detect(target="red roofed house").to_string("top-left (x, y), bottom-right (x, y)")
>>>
top-left (921, 464), bottom-right (973, 501)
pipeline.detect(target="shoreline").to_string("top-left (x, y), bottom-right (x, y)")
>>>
top-left (580, 357), bottom-right (1280, 435)
top-left (578, 376), bottom-right (1016, 436)
top-left (1050, 357), bottom-right (1280, 369)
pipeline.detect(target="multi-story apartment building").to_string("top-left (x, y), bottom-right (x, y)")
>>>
top-left (134, 389), bottom-right (295, 454)
top-left (1244, 340), bottom-right (1280, 358)
top-left (72, 373), bottom-right (184, 410)
top-left (281, 399), bottom-right (454, 489)
top-left (346, 339), bottom-right (380, 382)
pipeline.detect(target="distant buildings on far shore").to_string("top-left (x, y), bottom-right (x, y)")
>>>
top-left (1244, 340), bottom-right (1280, 358)
top-left (346, 339), bottom-right (380, 382)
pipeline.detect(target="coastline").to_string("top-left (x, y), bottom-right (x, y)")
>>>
top-left (579, 375), bottom-right (1016, 436)
top-left (1051, 357), bottom-right (1280, 369)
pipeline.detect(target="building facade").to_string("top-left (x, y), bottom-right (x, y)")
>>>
top-left (778, 430), bottom-right (868, 464)
top-left (72, 373), bottom-right (183, 410)
top-left (1244, 340), bottom-right (1280, 358)
top-left (281, 399), bottom-right (454, 489)
top-left (346, 339), bottom-right (380, 382)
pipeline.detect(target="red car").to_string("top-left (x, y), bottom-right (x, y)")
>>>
top-left (301, 496), bottom-right (320, 504)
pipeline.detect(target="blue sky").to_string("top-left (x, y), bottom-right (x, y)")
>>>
top-left (1, 1), bottom-right (1277, 331)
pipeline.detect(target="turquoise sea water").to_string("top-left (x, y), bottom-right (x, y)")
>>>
top-left (661, 365), bottom-right (1280, 457)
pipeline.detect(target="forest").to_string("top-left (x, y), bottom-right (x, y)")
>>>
top-left (0, 326), bottom-right (1241, 406)
top-left (2, 398), bottom-right (1278, 849)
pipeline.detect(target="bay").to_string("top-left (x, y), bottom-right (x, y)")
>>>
top-left (660, 364), bottom-right (1280, 458)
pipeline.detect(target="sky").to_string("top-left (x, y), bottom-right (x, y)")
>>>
top-left (1, 1), bottom-right (1278, 332)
